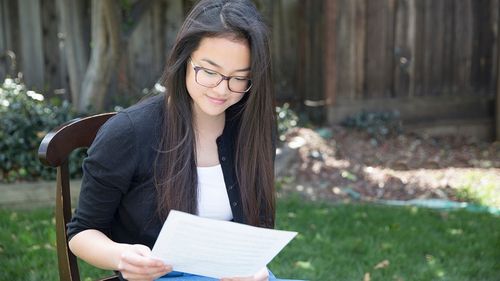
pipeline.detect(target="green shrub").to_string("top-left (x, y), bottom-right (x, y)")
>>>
top-left (341, 110), bottom-right (402, 140)
top-left (0, 78), bottom-right (78, 182)
top-left (276, 103), bottom-right (299, 142)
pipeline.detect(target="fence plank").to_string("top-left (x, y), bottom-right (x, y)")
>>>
top-left (411, 0), bottom-right (425, 96)
top-left (272, 0), bottom-right (299, 102)
top-left (453, 0), bottom-right (473, 95)
top-left (41, 0), bottom-right (66, 96)
top-left (0, 0), bottom-right (8, 79)
top-left (0, 1), bottom-right (17, 51)
top-left (297, 0), bottom-right (325, 122)
top-left (491, 0), bottom-right (499, 96)
top-left (324, 0), bottom-right (337, 106)
top-left (421, 0), bottom-right (445, 96)
top-left (0, 1), bottom-right (5, 50)
top-left (336, 0), bottom-right (361, 100)
top-left (0, 0), bottom-right (19, 79)
top-left (334, 0), bottom-right (350, 100)
top-left (354, 0), bottom-right (366, 100)
top-left (364, 0), bottom-right (395, 98)
top-left (471, 0), bottom-right (497, 96)
top-left (393, 0), bottom-right (416, 98)
top-left (18, 0), bottom-right (44, 90)
top-left (440, 0), bottom-right (455, 96)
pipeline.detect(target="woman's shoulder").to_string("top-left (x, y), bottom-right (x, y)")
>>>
top-left (97, 94), bottom-right (164, 144)
top-left (121, 94), bottom-right (165, 118)
top-left (115, 94), bottom-right (164, 128)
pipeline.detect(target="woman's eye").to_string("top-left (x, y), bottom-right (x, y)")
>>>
top-left (234, 77), bottom-right (249, 81)
top-left (202, 69), bottom-right (217, 76)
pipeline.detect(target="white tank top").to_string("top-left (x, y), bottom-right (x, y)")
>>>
top-left (196, 164), bottom-right (234, 221)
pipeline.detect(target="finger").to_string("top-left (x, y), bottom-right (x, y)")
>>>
top-left (121, 252), bottom-right (165, 268)
top-left (119, 261), bottom-right (170, 275)
top-left (121, 265), bottom-right (171, 281)
top-left (131, 244), bottom-right (153, 256)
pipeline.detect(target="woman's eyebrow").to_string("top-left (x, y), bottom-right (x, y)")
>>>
top-left (201, 58), bottom-right (250, 72)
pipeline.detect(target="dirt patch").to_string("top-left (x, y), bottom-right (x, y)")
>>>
top-left (277, 127), bottom-right (500, 205)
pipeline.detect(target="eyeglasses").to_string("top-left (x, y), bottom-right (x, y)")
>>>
top-left (189, 58), bottom-right (252, 93)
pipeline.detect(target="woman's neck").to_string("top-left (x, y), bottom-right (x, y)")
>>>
top-left (193, 107), bottom-right (225, 139)
top-left (192, 104), bottom-right (226, 167)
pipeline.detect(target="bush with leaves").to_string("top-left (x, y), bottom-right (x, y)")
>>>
top-left (341, 110), bottom-right (403, 142)
top-left (276, 103), bottom-right (299, 142)
top-left (0, 78), bottom-right (79, 182)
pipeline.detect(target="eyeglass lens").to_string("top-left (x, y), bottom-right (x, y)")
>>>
top-left (195, 68), bottom-right (251, 93)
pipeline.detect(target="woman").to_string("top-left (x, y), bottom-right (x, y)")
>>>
top-left (67, 1), bottom-right (287, 280)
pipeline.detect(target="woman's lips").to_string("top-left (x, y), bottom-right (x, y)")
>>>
top-left (206, 95), bottom-right (226, 105)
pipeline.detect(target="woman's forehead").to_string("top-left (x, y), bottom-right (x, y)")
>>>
top-left (191, 37), bottom-right (251, 72)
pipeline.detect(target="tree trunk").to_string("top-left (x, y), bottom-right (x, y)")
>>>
top-left (56, 0), bottom-right (88, 105)
top-left (324, 0), bottom-right (337, 107)
top-left (79, 0), bottom-right (121, 113)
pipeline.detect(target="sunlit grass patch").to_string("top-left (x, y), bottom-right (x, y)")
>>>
top-left (452, 170), bottom-right (500, 208)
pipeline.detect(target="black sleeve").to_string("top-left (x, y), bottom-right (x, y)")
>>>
top-left (67, 112), bottom-right (138, 240)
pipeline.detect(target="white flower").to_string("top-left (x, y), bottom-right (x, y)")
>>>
top-left (3, 78), bottom-right (13, 87)
top-left (27, 90), bottom-right (44, 101)
top-left (154, 83), bottom-right (166, 93)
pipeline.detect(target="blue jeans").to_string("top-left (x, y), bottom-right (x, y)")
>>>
top-left (156, 270), bottom-right (305, 281)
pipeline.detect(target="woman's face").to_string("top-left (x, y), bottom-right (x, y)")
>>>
top-left (186, 36), bottom-right (251, 119)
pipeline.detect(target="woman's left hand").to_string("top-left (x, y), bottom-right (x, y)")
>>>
top-left (220, 267), bottom-right (269, 281)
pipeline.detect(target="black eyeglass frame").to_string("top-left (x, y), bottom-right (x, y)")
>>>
top-left (189, 58), bottom-right (253, 94)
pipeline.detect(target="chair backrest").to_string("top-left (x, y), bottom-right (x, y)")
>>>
top-left (38, 112), bottom-right (118, 281)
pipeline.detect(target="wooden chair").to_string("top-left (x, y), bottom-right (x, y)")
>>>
top-left (38, 112), bottom-right (118, 281)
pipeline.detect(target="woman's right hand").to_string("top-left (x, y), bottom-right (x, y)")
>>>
top-left (117, 244), bottom-right (172, 281)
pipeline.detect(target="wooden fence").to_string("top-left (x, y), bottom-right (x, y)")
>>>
top-left (1, 0), bottom-right (499, 138)
top-left (323, 0), bottom-right (498, 128)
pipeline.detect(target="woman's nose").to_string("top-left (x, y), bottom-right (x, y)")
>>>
top-left (212, 78), bottom-right (230, 96)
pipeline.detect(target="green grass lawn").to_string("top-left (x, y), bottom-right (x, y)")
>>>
top-left (1, 197), bottom-right (499, 281)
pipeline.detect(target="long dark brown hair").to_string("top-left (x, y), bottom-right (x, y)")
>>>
top-left (154, 0), bottom-right (275, 228)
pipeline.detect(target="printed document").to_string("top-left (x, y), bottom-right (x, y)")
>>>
top-left (151, 210), bottom-right (297, 279)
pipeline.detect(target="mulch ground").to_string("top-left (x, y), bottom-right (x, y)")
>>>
top-left (278, 126), bottom-right (500, 204)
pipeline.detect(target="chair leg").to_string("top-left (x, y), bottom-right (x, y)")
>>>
top-left (56, 163), bottom-right (80, 281)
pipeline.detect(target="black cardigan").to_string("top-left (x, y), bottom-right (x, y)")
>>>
top-left (66, 94), bottom-right (249, 249)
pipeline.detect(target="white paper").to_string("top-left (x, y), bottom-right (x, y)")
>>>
top-left (151, 210), bottom-right (297, 279)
